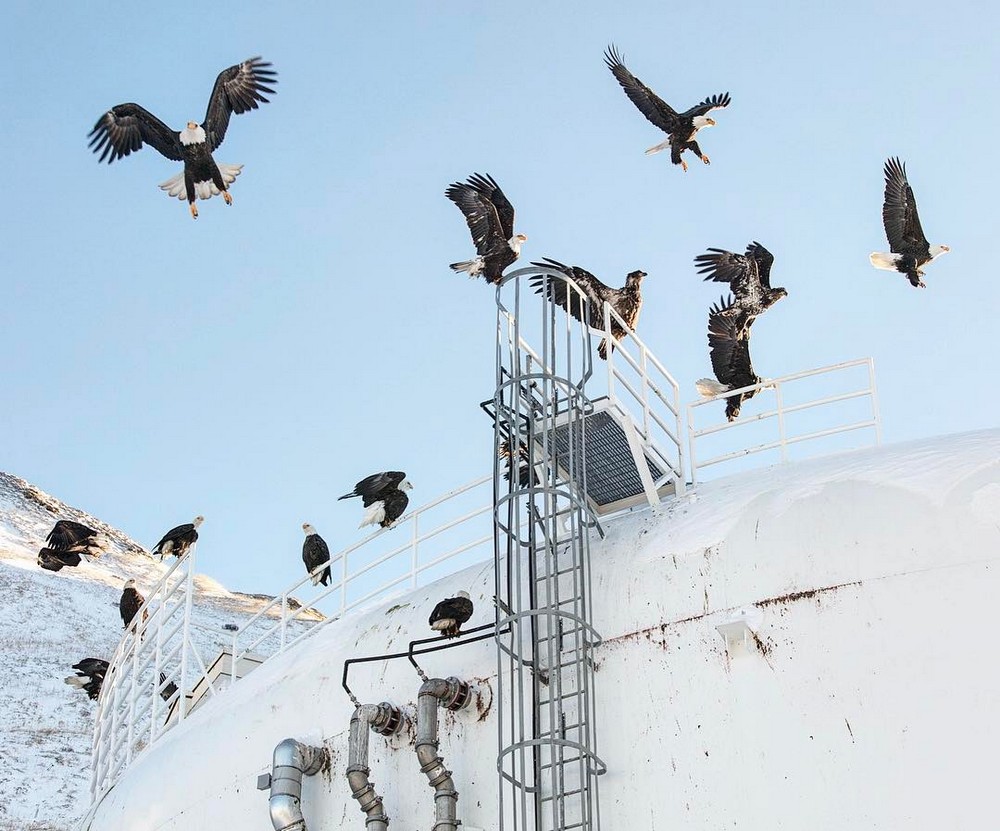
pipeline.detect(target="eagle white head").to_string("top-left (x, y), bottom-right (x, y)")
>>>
top-left (192, 516), bottom-right (205, 529)
top-left (509, 233), bottom-right (528, 256)
top-left (124, 579), bottom-right (136, 589)
top-left (400, 479), bottom-right (414, 491)
top-left (692, 115), bottom-right (717, 131)
top-left (456, 590), bottom-right (471, 600)
top-left (180, 122), bottom-right (207, 146)
top-left (302, 523), bottom-right (316, 535)
top-left (929, 244), bottom-right (951, 259)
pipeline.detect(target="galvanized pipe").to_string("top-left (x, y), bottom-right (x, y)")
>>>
top-left (268, 738), bottom-right (328, 831)
top-left (415, 677), bottom-right (472, 831)
top-left (347, 703), bottom-right (401, 831)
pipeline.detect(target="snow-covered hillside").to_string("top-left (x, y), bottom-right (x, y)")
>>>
top-left (0, 472), bottom-right (309, 831)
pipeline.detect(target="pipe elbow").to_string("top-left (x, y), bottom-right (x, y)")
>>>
top-left (269, 793), bottom-right (306, 831)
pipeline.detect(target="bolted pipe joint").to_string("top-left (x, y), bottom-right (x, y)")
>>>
top-left (347, 703), bottom-right (403, 831)
top-left (415, 678), bottom-right (473, 831)
top-left (268, 738), bottom-right (328, 831)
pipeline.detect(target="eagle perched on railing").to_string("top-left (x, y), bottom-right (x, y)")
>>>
top-left (529, 258), bottom-right (646, 360)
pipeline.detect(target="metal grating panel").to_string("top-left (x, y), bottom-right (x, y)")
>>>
top-left (550, 410), bottom-right (664, 507)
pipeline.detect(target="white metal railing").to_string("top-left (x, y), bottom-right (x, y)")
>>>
top-left (686, 358), bottom-right (881, 483)
top-left (89, 546), bottom-right (216, 799)
top-left (602, 301), bottom-right (685, 494)
top-left (230, 474), bottom-right (493, 665)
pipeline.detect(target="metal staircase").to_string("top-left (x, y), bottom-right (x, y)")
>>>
top-left (492, 266), bottom-right (684, 831)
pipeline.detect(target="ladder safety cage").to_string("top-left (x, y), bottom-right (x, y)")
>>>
top-left (494, 265), bottom-right (613, 831)
top-left (686, 357), bottom-right (882, 483)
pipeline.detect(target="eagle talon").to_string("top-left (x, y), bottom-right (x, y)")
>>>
top-left (189, 203), bottom-right (198, 219)
top-left (681, 160), bottom-right (689, 172)
top-left (222, 191), bottom-right (232, 206)
top-left (701, 154), bottom-right (711, 165)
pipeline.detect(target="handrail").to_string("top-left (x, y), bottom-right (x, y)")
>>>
top-left (231, 474), bottom-right (494, 665)
top-left (687, 357), bottom-right (880, 483)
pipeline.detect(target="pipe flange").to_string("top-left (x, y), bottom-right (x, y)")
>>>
top-left (370, 702), bottom-right (403, 736)
top-left (441, 677), bottom-right (471, 711)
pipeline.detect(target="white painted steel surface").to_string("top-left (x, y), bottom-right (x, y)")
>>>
top-left (80, 430), bottom-right (1000, 831)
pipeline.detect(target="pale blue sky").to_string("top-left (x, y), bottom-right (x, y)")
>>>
top-left (2, 1), bottom-right (997, 594)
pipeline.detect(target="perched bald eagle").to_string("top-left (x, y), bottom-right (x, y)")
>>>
top-left (301, 523), bottom-right (331, 586)
top-left (65, 658), bottom-right (109, 701)
top-left (870, 157), bottom-right (949, 288)
top-left (37, 547), bottom-right (83, 572)
top-left (88, 56), bottom-right (277, 218)
top-left (152, 516), bottom-right (203, 560)
top-left (120, 579), bottom-right (145, 629)
top-left (529, 258), bottom-right (646, 359)
top-left (605, 45), bottom-right (730, 172)
top-left (694, 242), bottom-right (787, 329)
top-left (446, 173), bottom-right (527, 283)
top-left (339, 472), bottom-right (413, 529)
top-left (46, 519), bottom-right (100, 552)
top-left (429, 591), bottom-right (474, 638)
top-left (696, 296), bottom-right (762, 421)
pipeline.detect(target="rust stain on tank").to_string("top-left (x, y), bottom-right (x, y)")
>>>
top-left (755, 580), bottom-right (862, 608)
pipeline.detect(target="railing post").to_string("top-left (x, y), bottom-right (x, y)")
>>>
top-left (178, 548), bottom-right (196, 721)
top-left (280, 594), bottom-right (288, 653)
top-left (640, 346), bottom-right (651, 438)
top-left (687, 403), bottom-right (699, 485)
top-left (774, 381), bottom-right (788, 462)
top-left (411, 513), bottom-right (420, 589)
top-left (868, 357), bottom-right (882, 445)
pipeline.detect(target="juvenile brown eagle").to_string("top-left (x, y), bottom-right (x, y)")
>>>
top-left (88, 56), bottom-right (277, 218)
top-left (529, 258), bottom-right (646, 359)
top-left (694, 242), bottom-right (787, 330)
top-left (870, 157), bottom-right (949, 288)
top-left (605, 45), bottom-right (730, 172)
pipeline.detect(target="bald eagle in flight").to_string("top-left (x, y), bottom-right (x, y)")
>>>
top-left (37, 547), bottom-right (83, 572)
top-left (870, 157), bottom-right (949, 288)
top-left (65, 658), bottom-right (110, 701)
top-left (88, 56), bottom-right (277, 218)
top-left (152, 516), bottom-right (203, 560)
top-left (446, 173), bottom-right (527, 283)
top-left (46, 519), bottom-right (100, 552)
top-left (696, 296), bottom-right (762, 421)
top-left (529, 258), bottom-right (646, 359)
top-left (605, 45), bottom-right (730, 172)
top-left (694, 242), bottom-right (787, 329)
top-left (120, 579), bottom-right (146, 629)
top-left (429, 591), bottom-right (474, 638)
top-left (301, 523), bottom-right (331, 586)
top-left (339, 472), bottom-right (413, 529)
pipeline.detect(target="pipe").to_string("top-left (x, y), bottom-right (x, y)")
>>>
top-left (268, 738), bottom-right (328, 831)
top-left (347, 703), bottom-right (402, 831)
top-left (415, 677), bottom-right (472, 831)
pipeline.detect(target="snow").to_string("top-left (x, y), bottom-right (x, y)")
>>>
top-left (0, 472), bottom-right (313, 830)
top-left (76, 428), bottom-right (1000, 831)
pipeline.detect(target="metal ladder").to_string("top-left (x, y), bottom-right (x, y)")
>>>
top-left (493, 267), bottom-right (606, 831)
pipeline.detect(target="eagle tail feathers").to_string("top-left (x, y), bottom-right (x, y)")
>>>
top-left (696, 378), bottom-right (730, 397)
top-left (359, 501), bottom-right (386, 529)
top-left (450, 257), bottom-right (485, 277)
top-left (869, 251), bottom-right (901, 271)
top-left (645, 139), bottom-right (672, 155)
top-left (158, 164), bottom-right (243, 201)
